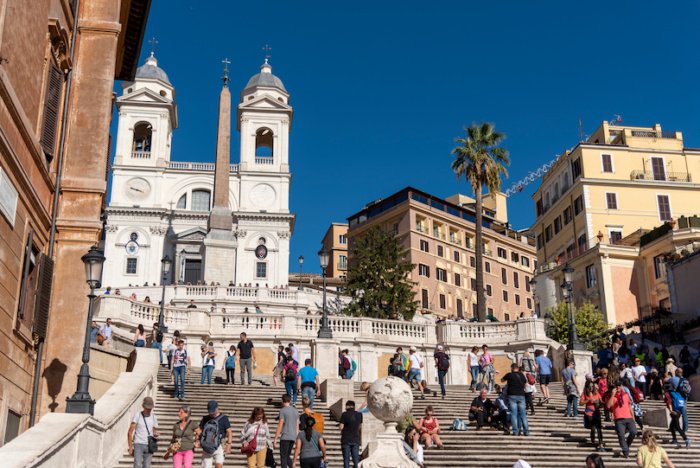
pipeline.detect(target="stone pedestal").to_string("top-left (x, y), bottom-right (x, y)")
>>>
top-left (643, 407), bottom-right (670, 428)
top-left (358, 377), bottom-right (418, 468)
top-left (321, 380), bottom-right (355, 412)
top-left (570, 349), bottom-right (594, 391)
top-left (312, 338), bottom-right (340, 381)
top-left (202, 233), bottom-right (236, 285)
top-left (361, 412), bottom-right (385, 453)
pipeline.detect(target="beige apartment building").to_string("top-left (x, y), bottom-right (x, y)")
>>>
top-left (347, 187), bottom-right (537, 320)
top-left (532, 121), bottom-right (700, 326)
top-left (320, 222), bottom-right (348, 279)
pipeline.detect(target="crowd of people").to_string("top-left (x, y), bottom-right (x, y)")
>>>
top-left (128, 393), bottom-right (362, 468)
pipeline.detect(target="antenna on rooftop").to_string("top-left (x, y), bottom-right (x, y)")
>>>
top-left (611, 114), bottom-right (623, 124)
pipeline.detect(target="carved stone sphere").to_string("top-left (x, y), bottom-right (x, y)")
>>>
top-left (367, 377), bottom-right (413, 423)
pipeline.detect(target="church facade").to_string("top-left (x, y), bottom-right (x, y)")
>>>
top-left (103, 54), bottom-right (295, 288)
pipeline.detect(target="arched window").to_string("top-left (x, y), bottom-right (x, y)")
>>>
top-left (191, 190), bottom-right (211, 211)
top-left (132, 122), bottom-right (152, 156)
top-left (255, 127), bottom-right (273, 159)
top-left (176, 194), bottom-right (187, 209)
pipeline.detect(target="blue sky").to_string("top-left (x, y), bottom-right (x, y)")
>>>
top-left (112, 1), bottom-right (700, 273)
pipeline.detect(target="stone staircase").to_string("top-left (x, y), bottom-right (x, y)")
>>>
top-left (114, 366), bottom-right (344, 467)
top-left (115, 368), bottom-right (700, 467)
top-left (389, 384), bottom-right (700, 468)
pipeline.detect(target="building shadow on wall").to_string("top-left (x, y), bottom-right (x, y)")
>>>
top-left (42, 358), bottom-right (67, 412)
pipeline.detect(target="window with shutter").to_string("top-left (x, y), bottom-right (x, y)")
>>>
top-left (17, 232), bottom-right (41, 331)
top-left (41, 62), bottom-right (63, 164)
top-left (33, 254), bottom-right (54, 339)
top-left (657, 195), bottom-right (671, 221)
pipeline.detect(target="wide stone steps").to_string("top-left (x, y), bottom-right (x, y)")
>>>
top-left (383, 384), bottom-right (700, 468)
top-left (114, 369), bottom-right (699, 467)
top-left (114, 367), bottom-right (344, 467)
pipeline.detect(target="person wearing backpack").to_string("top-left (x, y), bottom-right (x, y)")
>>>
top-left (665, 381), bottom-right (692, 449)
top-left (433, 345), bottom-right (450, 399)
top-left (561, 360), bottom-right (580, 417)
top-left (127, 396), bottom-right (160, 468)
top-left (223, 345), bottom-right (236, 385)
top-left (151, 322), bottom-right (164, 366)
top-left (297, 358), bottom-right (320, 409)
top-left (195, 400), bottom-right (233, 468)
top-left (667, 368), bottom-right (691, 432)
top-left (171, 340), bottom-right (191, 401)
top-left (283, 355), bottom-right (299, 405)
top-left (338, 349), bottom-right (352, 379)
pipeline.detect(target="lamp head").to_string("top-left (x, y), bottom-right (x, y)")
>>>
top-left (563, 263), bottom-right (574, 283)
top-left (161, 255), bottom-right (172, 274)
top-left (299, 255), bottom-right (304, 265)
top-left (81, 245), bottom-right (106, 290)
top-left (318, 249), bottom-right (329, 269)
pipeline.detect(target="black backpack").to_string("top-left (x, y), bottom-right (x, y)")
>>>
top-left (437, 352), bottom-right (450, 371)
top-left (285, 366), bottom-right (297, 382)
top-left (156, 330), bottom-right (164, 343)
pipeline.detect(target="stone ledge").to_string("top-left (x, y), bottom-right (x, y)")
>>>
top-left (0, 348), bottom-right (159, 468)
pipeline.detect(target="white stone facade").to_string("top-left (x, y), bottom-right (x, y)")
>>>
top-left (102, 56), bottom-right (294, 289)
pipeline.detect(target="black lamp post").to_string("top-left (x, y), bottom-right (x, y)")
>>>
top-left (158, 255), bottom-right (172, 333)
top-left (66, 245), bottom-right (105, 415)
top-left (298, 255), bottom-right (304, 291)
top-left (317, 249), bottom-right (332, 339)
top-left (560, 263), bottom-right (584, 350)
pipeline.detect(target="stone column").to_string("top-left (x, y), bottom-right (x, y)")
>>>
top-left (203, 82), bottom-right (236, 284)
top-left (570, 349), bottom-right (594, 391)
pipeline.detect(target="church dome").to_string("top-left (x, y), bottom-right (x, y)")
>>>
top-left (243, 61), bottom-right (287, 94)
top-left (135, 53), bottom-right (171, 85)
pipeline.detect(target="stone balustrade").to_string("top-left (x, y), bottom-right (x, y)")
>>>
top-left (94, 295), bottom-right (555, 386)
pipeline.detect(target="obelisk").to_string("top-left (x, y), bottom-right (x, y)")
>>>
top-left (203, 59), bottom-right (237, 284)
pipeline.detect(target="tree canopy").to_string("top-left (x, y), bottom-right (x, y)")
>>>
top-left (547, 301), bottom-right (609, 351)
top-left (344, 226), bottom-right (418, 320)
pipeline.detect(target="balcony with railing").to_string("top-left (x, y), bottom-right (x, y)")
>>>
top-left (131, 150), bottom-right (151, 159)
top-left (255, 156), bottom-right (274, 165)
top-left (168, 161), bottom-right (240, 173)
top-left (630, 170), bottom-right (691, 182)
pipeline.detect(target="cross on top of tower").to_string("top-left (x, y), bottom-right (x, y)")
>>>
top-left (148, 37), bottom-right (158, 56)
top-left (262, 44), bottom-right (272, 64)
top-left (221, 58), bottom-right (231, 86)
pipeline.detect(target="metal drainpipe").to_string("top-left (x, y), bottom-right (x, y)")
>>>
top-left (30, 0), bottom-right (81, 427)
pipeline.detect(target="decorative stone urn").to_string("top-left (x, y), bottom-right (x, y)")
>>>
top-left (358, 377), bottom-right (419, 468)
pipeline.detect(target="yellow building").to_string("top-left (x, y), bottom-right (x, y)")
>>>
top-left (320, 223), bottom-right (348, 280)
top-left (532, 121), bottom-right (700, 326)
top-left (348, 187), bottom-right (537, 320)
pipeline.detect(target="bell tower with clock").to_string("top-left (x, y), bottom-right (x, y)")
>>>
top-left (233, 57), bottom-right (295, 286)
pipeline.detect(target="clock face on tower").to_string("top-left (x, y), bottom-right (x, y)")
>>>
top-left (125, 177), bottom-right (151, 201)
top-left (249, 184), bottom-right (275, 208)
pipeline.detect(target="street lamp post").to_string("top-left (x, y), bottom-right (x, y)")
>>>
top-left (159, 255), bottom-right (172, 333)
top-left (560, 263), bottom-right (584, 351)
top-left (298, 255), bottom-right (304, 290)
top-left (66, 245), bottom-right (105, 415)
top-left (317, 249), bottom-right (332, 339)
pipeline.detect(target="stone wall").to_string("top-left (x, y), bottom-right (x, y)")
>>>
top-left (0, 348), bottom-right (159, 468)
top-left (88, 345), bottom-right (134, 401)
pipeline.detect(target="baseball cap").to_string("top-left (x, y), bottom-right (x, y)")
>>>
top-left (207, 400), bottom-right (218, 413)
top-left (142, 396), bottom-right (154, 409)
top-left (437, 345), bottom-right (444, 351)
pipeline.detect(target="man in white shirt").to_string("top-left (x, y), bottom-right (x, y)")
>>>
top-left (99, 318), bottom-right (113, 348)
top-left (631, 357), bottom-right (647, 396)
top-left (128, 396), bottom-right (159, 468)
top-left (407, 346), bottom-right (426, 399)
top-left (288, 342), bottom-right (299, 364)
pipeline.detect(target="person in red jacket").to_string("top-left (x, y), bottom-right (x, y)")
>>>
top-left (606, 379), bottom-right (636, 459)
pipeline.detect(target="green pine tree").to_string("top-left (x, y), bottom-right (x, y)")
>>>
top-left (345, 226), bottom-right (418, 320)
top-left (547, 301), bottom-right (610, 351)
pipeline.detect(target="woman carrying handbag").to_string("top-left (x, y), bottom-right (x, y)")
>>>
top-left (241, 407), bottom-right (270, 468)
top-left (165, 405), bottom-right (197, 468)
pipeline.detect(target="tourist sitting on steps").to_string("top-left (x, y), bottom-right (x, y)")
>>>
top-left (469, 388), bottom-right (494, 430)
top-left (416, 405), bottom-right (443, 449)
top-left (402, 426), bottom-right (424, 468)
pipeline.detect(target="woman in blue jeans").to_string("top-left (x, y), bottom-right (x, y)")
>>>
top-left (468, 346), bottom-right (480, 391)
top-left (284, 356), bottom-right (299, 405)
top-left (501, 363), bottom-right (529, 436)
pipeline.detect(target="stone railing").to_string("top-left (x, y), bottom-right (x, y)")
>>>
top-left (96, 295), bottom-right (548, 348)
top-left (0, 348), bottom-right (159, 468)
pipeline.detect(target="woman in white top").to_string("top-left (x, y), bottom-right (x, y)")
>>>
top-left (468, 346), bottom-right (480, 392)
top-left (631, 357), bottom-right (647, 396)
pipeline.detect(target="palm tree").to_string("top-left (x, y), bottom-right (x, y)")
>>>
top-left (452, 123), bottom-right (510, 322)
